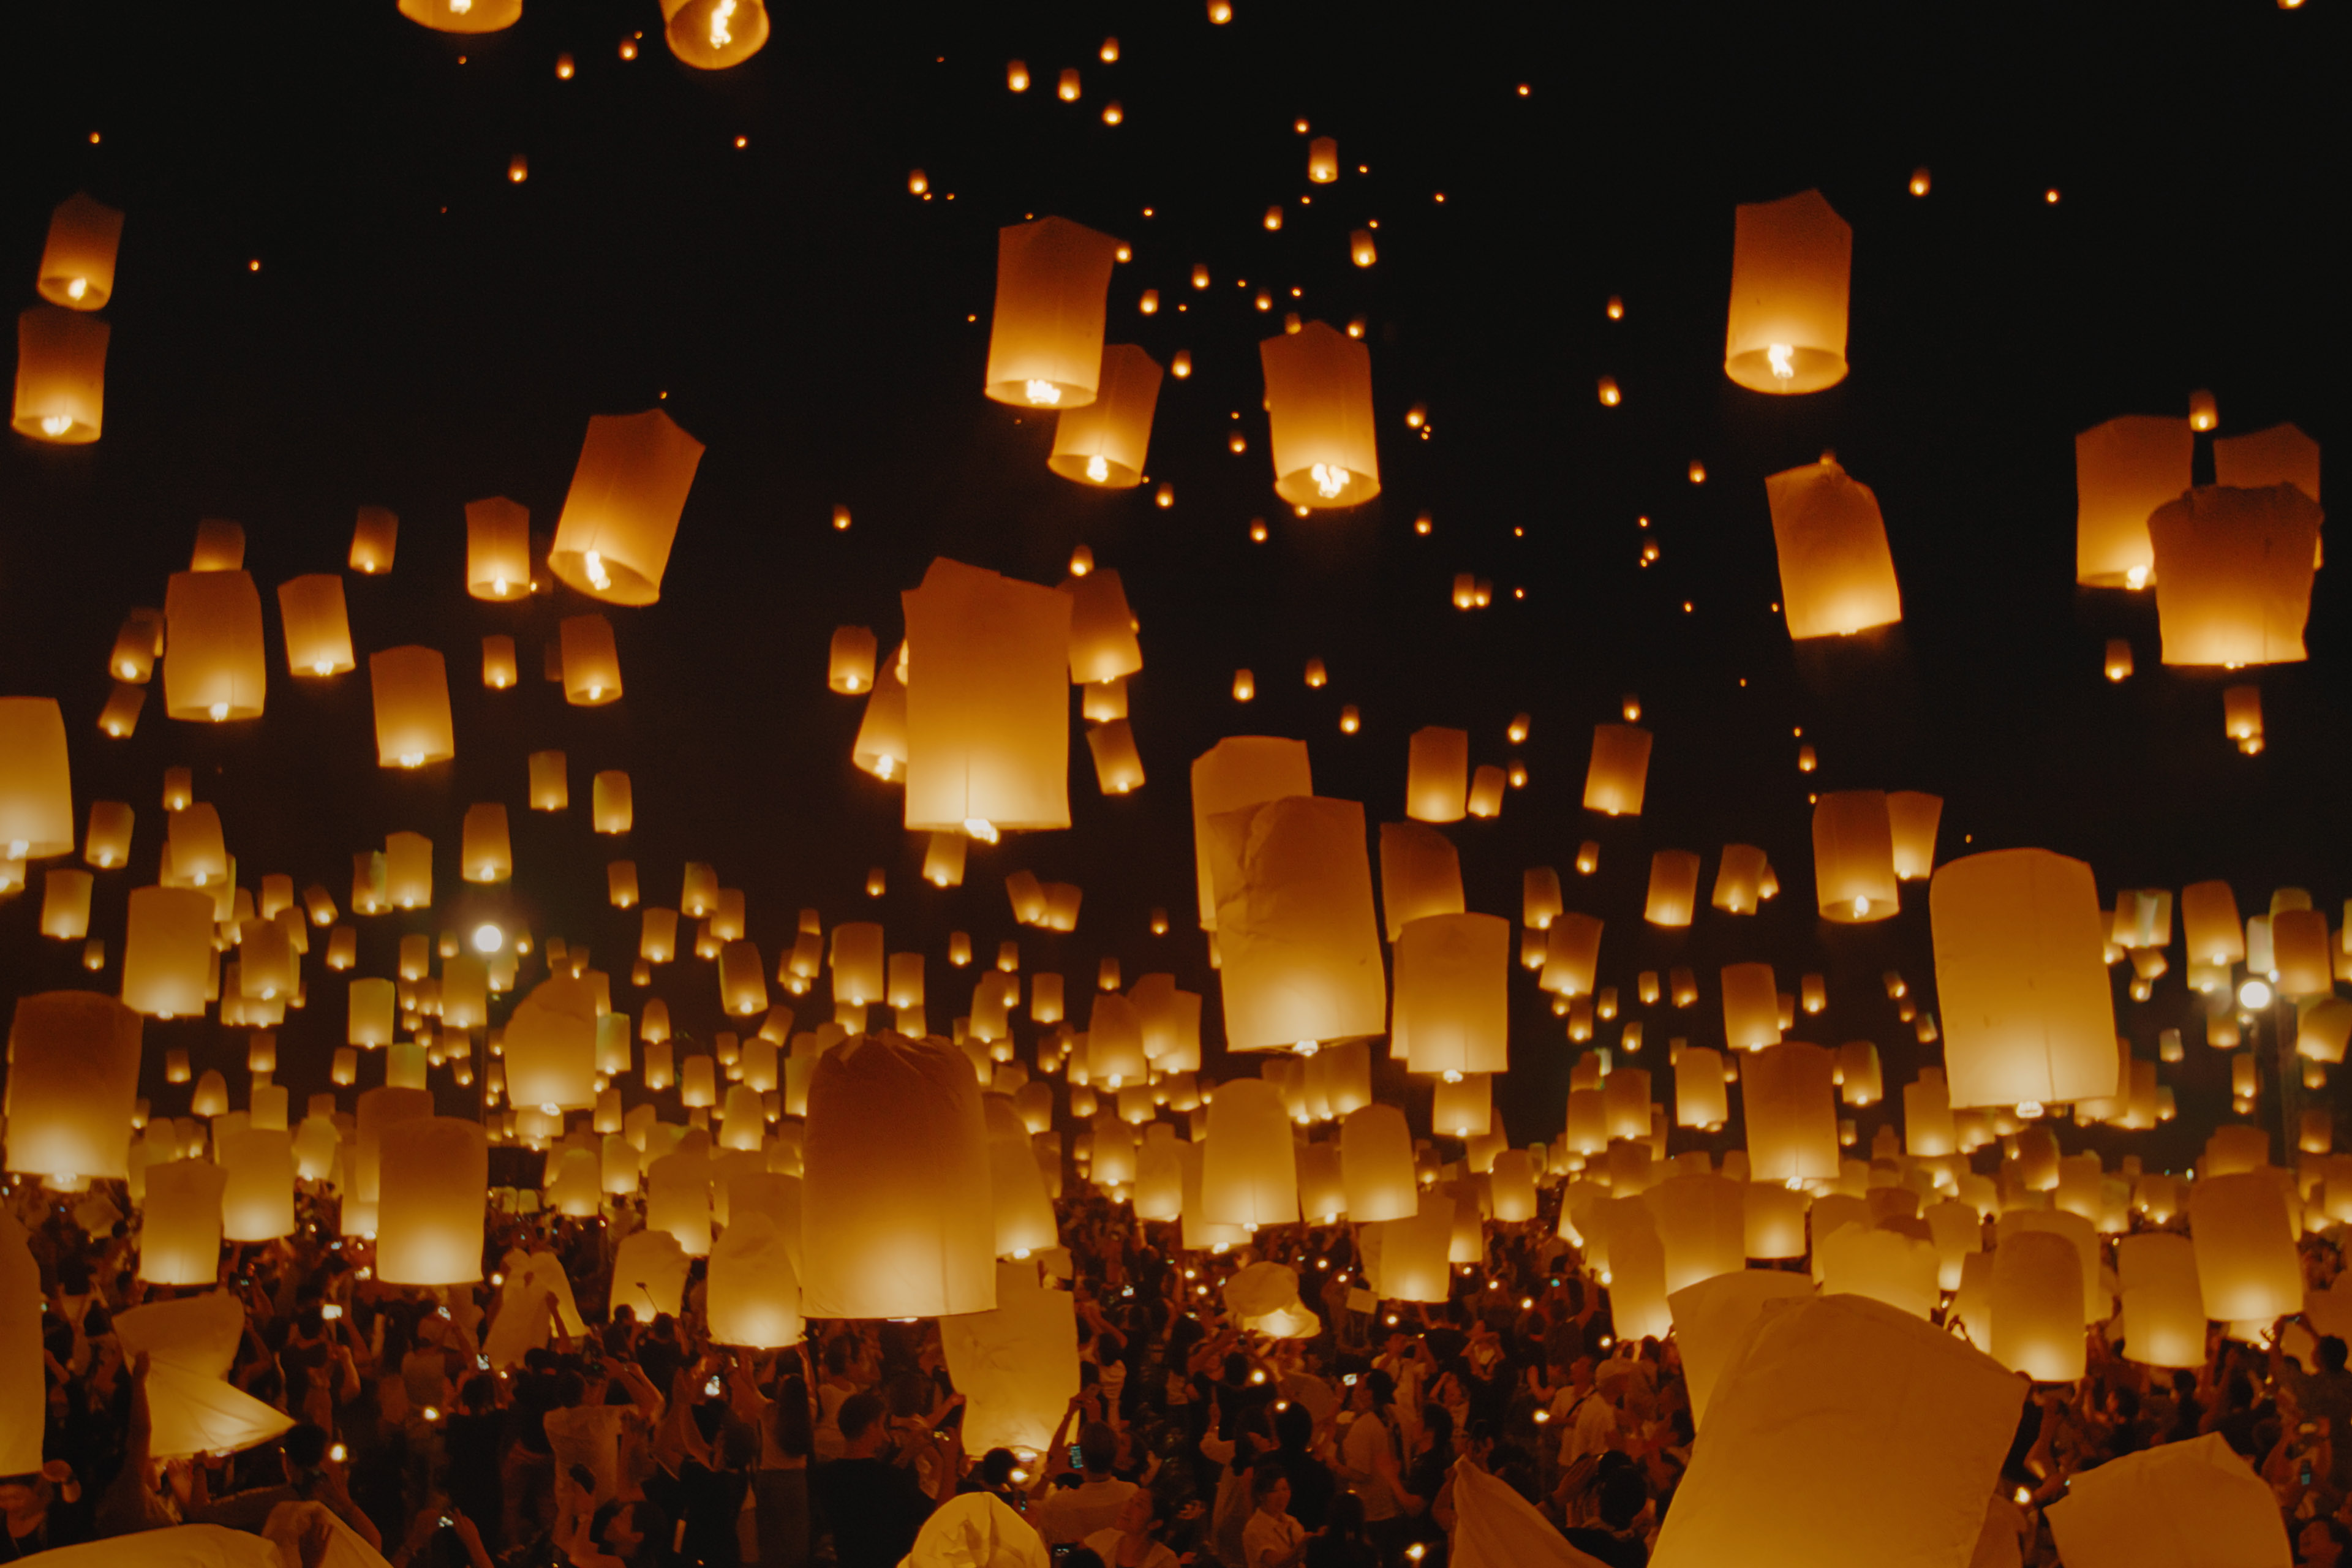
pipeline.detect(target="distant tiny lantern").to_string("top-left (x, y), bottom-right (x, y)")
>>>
top-left (985, 217), bottom-right (1121, 409)
top-left (37, 194), bottom-right (124, 310)
top-left (1582, 723), bottom-right (1651, 816)
top-left (1308, 137), bottom-right (1338, 183)
top-left (1597, 377), bottom-right (1621, 407)
top-left (1909, 167), bottom-right (1931, 196)
top-left (163, 570), bottom-right (267, 722)
top-left (1765, 458), bottom-right (1902, 639)
top-left (13, 304), bottom-right (109, 442)
top-left (2223, 685), bottom-right (2264, 753)
top-left (659, 0), bottom-right (771, 69)
top-left (1349, 230), bottom-right (1377, 268)
top-left (482, 635), bottom-right (518, 689)
top-left (1260, 322), bottom-right (1380, 508)
top-left (548, 409), bottom-right (706, 605)
top-left (349, 507), bottom-right (398, 574)
top-left (2103, 639), bottom-right (2133, 681)
top-left (276, 575), bottom-right (355, 677)
top-left (370, 647), bottom-right (455, 768)
top-left (1723, 189), bottom-right (1852, 394)
top-left (1048, 344), bottom-right (1163, 488)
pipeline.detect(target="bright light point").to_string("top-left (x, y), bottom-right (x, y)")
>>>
top-left (709, 0), bottom-right (736, 47)
top-left (584, 550), bottom-right (612, 591)
top-left (208, 701), bottom-right (229, 721)
top-left (399, 752), bottom-right (424, 767)
top-left (2016, 1101), bottom-right (2044, 1120)
top-left (66, 277), bottom-right (88, 300)
top-left (1085, 454), bottom-right (1109, 483)
top-left (314, 660), bottom-right (334, 676)
top-left (964, 818), bottom-right (998, 843)
top-left (1293, 1039), bottom-right (1319, 1057)
top-left (1310, 462), bottom-right (1348, 499)
top-left (1025, 379), bottom-right (1062, 406)
top-left (1441, 1069), bottom-right (1463, 1084)
top-left (2239, 978), bottom-right (2274, 1009)
top-left (1766, 343), bottom-right (1796, 380)
top-left (1852, 897), bottom-right (1869, 918)
top-left (473, 922), bottom-right (505, 954)
top-left (39, 415), bottom-right (71, 436)
top-left (2124, 565), bottom-right (2148, 589)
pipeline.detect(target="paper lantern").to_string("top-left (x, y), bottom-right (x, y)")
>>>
top-left (375, 1117), bottom-right (486, 1284)
top-left (2215, 421), bottom-right (2320, 509)
top-left (1404, 726), bottom-right (1468, 823)
top-left (349, 505), bottom-right (398, 574)
top-left (1675, 1047), bottom-right (1728, 1129)
top-left (1932, 850), bottom-right (2118, 1111)
top-left (12, 304), bottom-right (108, 442)
top-left (0, 698), bottom-right (74, 865)
top-left (2076, 415), bottom-right (2192, 588)
top-left (984, 216), bottom-right (1119, 408)
top-left (0, 1208), bottom-right (46, 1476)
top-left (1766, 459), bottom-right (1901, 638)
top-left (1065, 568), bottom-right (1142, 686)
top-left (1743, 1182), bottom-right (1808, 1259)
top-left (1643, 1174), bottom-right (1747, 1293)
top-left (660, 0), bottom-right (769, 67)
top-left (1535, 912), bottom-right (1603, 999)
top-left (802, 1033), bottom-right (995, 1317)
top-left (1989, 1229), bottom-right (2086, 1381)
top-left (1583, 723), bottom-right (1651, 815)
top-left (699, 1208), bottom-right (802, 1348)
top-left (1649, 1294), bottom-right (2021, 1568)
top-left (121, 886), bottom-right (216, 1018)
top-left (2180, 879), bottom-right (2245, 963)
top-left (584, 772), bottom-right (633, 837)
top-left (2114, 1233), bottom-right (2206, 1369)
top-left (451, 802), bottom-right (511, 884)
top-left (1721, 189), bottom-right (1851, 394)
top-left (5, 992), bottom-right (140, 1183)
top-left (827, 625), bottom-right (878, 695)
top-left (1742, 1043), bottom-right (1839, 1185)
top-left (37, 192), bottom-right (124, 309)
top-left (274, 575), bottom-right (355, 678)
top-left (1199, 1077), bottom-right (1300, 1228)
top-left (141, 1159), bottom-right (226, 1284)
top-left (1811, 791), bottom-right (1898, 922)
top-left (399, 0), bottom-right (521, 30)
top-left (81, 800), bottom-right (132, 870)
top-left (369, 646), bottom-right (454, 767)
top-left (1885, 790), bottom-right (1942, 880)
top-left (851, 643), bottom-right (908, 780)
top-left (1190, 736), bottom-right (1313, 929)
top-left (560, 614), bottom-right (624, 705)
top-left (1259, 321), bottom-right (1380, 507)
top-left (1390, 913), bottom-right (1507, 1077)
top-left (1335, 1103), bottom-right (1415, 1221)
top-left (2044, 1433), bottom-right (2290, 1568)
top-left (1049, 344), bottom-right (1163, 486)
top-left (380, 831), bottom-right (430, 910)
top-left (163, 570), bottom-right (266, 721)
top-left (1366, 1196), bottom-right (1453, 1302)
top-left (218, 1128), bottom-right (294, 1242)
top-left (505, 978), bottom-right (598, 1110)
top-left (1667, 1270), bottom-right (1815, 1431)
top-left (1816, 1223), bottom-right (1939, 1320)
top-left (464, 496), bottom-right (532, 600)
top-left (548, 408), bottom-right (704, 605)
top-left (1433, 1072), bottom-right (1492, 1137)
top-left (613, 1228), bottom-right (690, 1319)
top-left (902, 558), bottom-right (1073, 834)
top-left (1085, 720), bottom-right (1145, 795)
top-left (2191, 1170), bottom-right (2300, 1322)
top-left (2148, 484), bottom-right (2322, 666)
top-left (1904, 1069), bottom-right (1957, 1156)
top-left (939, 1259), bottom-right (1080, 1455)
top-left (1205, 796), bottom-right (1386, 1050)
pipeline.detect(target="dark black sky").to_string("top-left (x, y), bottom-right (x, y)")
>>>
top-left (1, 0), bottom-right (2343, 1170)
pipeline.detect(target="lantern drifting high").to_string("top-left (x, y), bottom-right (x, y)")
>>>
top-left (902, 558), bottom-right (1074, 834)
top-left (561, 614), bottom-right (624, 704)
top-left (466, 497), bottom-right (532, 600)
top-left (276, 576), bottom-right (355, 677)
top-left (1931, 850), bottom-right (2118, 1112)
top-left (1259, 322), bottom-right (1380, 507)
top-left (984, 217), bottom-right (1121, 409)
top-left (1404, 726), bottom-right (1469, 823)
top-left (660, 0), bottom-right (771, 69)
top-left (376, 1118), bottom-right (488, 1286)
top-left (350, 507), bottom-right (398, 573)
top-left (1722, 189), bottom-right (1852, 394)
top-left (2190, 1171), bottom-right (2302, 1323)
top-left (1811, 790), bottom-right (1898, 922)
top-left (139, 1160), bottom-right (227, 1285)
top-left (1582, 723), bottom-right (1651, 815)
top-left (1765, 459), bottom-right (1902, 639)
top-left (37, 192), bottom-right (124, 309)
top-left (121, 887), bottom-right (216, 1018)
top-left (370, 647), bottom-right (454, 768)
top-left (4, 992), bottom-right (141, 1185)
top-left (163, 571), bottom-right (267, 722)
top-left (548, 409), bottom-right (706, 605)
top-left (2147, 484), bottom-right (2323, 666)
top-left (2075, 415), bottom-right (2192, 589)
top-left (1199, 1077), bottom-right (1300, 1229)
top-left (1741, 1042), bottom-right (1839, 1185)
top-left (0, 698), bottom-right (74, 861)
top-left (1049, 345), bottom-right (1163, 487)
top-left (398, 0), bottom-right (522, 31)
top-left (12, 306), bottom-right (108, 443)
top-left (1190, 737), bottom-right (1312, 930)
top-left (1205, 796), bottom-right (1387, 1051)
top-left (1390, 914), bottom-right (1509, 1078)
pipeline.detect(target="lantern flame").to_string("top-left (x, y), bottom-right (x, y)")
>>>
top-left (314, 660), bottom-right (334, 676)
top-left (208, 701), bottom-right (229, 721)
top-left (709, 0), bottom-right (736, 47)
top-left (1294, 1039), bottom-right (1320, 1057)
top-left (963, 818), bottom-right (999, 843)
top-left (1025, 379), bottom-right (1062, 406)
top-left (1767, 343), bottom-right (1796, 380)
top-left (1310, 462), bottom-right (1349, 499)
top-left (40, 415), bottom-right (71, 436)
top-left (2123, 564), bottom-right (2148, 589)
top-left (1085, 454), bottom-right (1110, 483)
top-left (450, 0), bottom-right (471, 11)
top-left (584, 551), bottom-right (611, 591)
top-left (66, 277), bottom-right (88, 301)
top-left (2016, 1101), bottom-right (2044, 1120)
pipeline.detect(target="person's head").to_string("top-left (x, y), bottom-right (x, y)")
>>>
top-left (0, 1476), bottom-right (52, 1518)
top-left (1596, 1468), bottom-right (1649, 1532)
top-left (1112, 1487), bottom-right (1160, 1537)
top-left (976, 1448), bottom-right (1019, 1491)
top-left (590, 1499), bottom-right (644, 1559)
top-left (1078, 1420), bottom-right (1117, 1476)
top-left (460, 1373), bottom-right (497, 1415)
top-left (2323, 1338), bottom-right (2350, 1376)
top-left (1223, 1351), bottom-right (1252, 1385)
top-left (824, 1337), bottom-right (857, 1378)
top-left (1250, 1457), bottom-right (1291, 1517)
top-left (2225, 1371), bottom-right (2256, 1412)
top-left (838, 1392), bottom-right (888, 1454)
top-left (1324, 1491), bottom-right (1366, 1540)
top-left (1061, 1553), bottom-right (1106, 1568)
top-left (768, 1376), bottom-right (814, 1460)
top-left (2105, 1385), bottom-right (2140, 1423)
top-left (1273, 1400), bottom-right (1314, 1453)
top-left (2172, 1368), bottom-right (2199, 1400)
top-left (1419, 1401), bottom-right (1455, 1457)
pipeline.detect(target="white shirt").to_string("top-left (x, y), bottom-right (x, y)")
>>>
top-left (1340, 1412), bottom-right (1398, 1521)
top-left (1084, 1526), bottom-right (1181, 1568)
top-left (1550, 1387), bottom-right (1615, 1467)
top-left (1243, 1509), bottom-right (1305, 1568)
top-left (1033, 1478), bottom-right (1139, 1545)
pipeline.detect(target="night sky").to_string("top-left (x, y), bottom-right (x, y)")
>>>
top-left (1, 1), bottom-right (2342, 1170)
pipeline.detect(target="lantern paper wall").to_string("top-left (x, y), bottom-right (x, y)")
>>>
top-left (0, 702), bottom-right (72, 871)
top-left (613, 1229), bottom-right (691, 1320)
top-left (1049, 344), bottom-right (1163, 486)
top-left (1085, 720), bottom-right (1145, 795)
top-left (1885, 790), bottom-right (1942, 881)
top-left (1648, 1294), bottom-right (2022, 1568)
top-left (1390, 913), bottom-right (1507, 1077)
top-left (940, 1260), bottom-right (1082, 1455)
top-left (1815, 1223), bottom-right (1939, 1320)
top-left (1366, 1196), bottom-right (1453, 1303)
top-left (461, 803), bottom-right (511, 883)
top-left (1340, 1104), bottom-right (1417, 1222)
top-left (1989, 1230), bottom-right (2087, 1382)
top-left (2076, 415), bottom-right (2192, 589)
top-left (984, 1095), bottom-right (1058, 1257)
top-left (902, 558), bottom-right (1074, 834)
top-left (1665, 1270), bottom-right (1815, 1431)
top-left (1583, 723), bottom-right (1652, 816)
top-left (400, 0), bottom-right (522, 31)
top-left (140, 1159), bottom-right (227, 1284)
top-left (465, 496), bottom-right (531, 600)
top-left (1744, 1182), bottom-right (1809, 1259)
top-left (2116, 1234), bottom-right (2207, 1370)
top-left (1199, 1077), bottom-right (1300, 1229)
top-left (547, 408), bottom-right (704, 605)
top-left (2190, 1171), bottom-right (2301, 1323)
top-left (122, 886), bottom-right (217, 1018)
top-left (275, 576), bottom-right (355, 677)
top-left (0, 1209), bottom-right (43, 1474)
top-left (660, 0), bottom-right (770, 68)
top-left (1932, 850), bottom-right (2118, 1110)
top-left (1066, 568), bottom-right (1143, 685)
top-left (561, 614), bottom-right (624, 704)
top-left (1721, 962), bottom-right (1781, 1050)
top-left (350, 506), bottom-right (398, 573)
top-left (802, 1033), bottom-right (996, 1319)
top-left (37, 192), bottom-right (124, 309)
top-left (5, 991), bottom-right (141, 1182)
top-left (1675, 1047), bottom-right (1728, 1129)
top-left (1259, 322), bottom-right (1381, 507)
top-left (163, 570), bottom-right (266, 722)
top-left (1205, 796), bottom-right (1386, 1050)
top-left (375, 1117), bottom-right (485, 1285)
top-left (1643, 850), bottom-right (1701, 927)
top-left (1812, 790), bottom-right (1898, 922)
top-left (984, 217), bottom-right (1120, 408)
top-left (1766, 459), bottom-right (1902, 638)
top-left (1741, 1043), bottom-right (1839, 1185)
top-left (504, 978), bottom-right (599, 1110)
top-left (370, 646), bottom-right (454, 767)
top-left (1721, 189), bottom-right (1852, 394)
top-left (1190, 737), bottom-right (1312, 929)
top-left (219, 1129), bottom-right (295, 1242)
top-left (13, 305), bottom-right (108, 442)
top-left (2147, 483), bottom-right (2323, 667)
top-left (1644, 1174), bottom-right (1747, 1294)
top-left (2044, 1433), bottom-right (2290, 1568)
top-left (1404, 726), bottom-right (1469, 823)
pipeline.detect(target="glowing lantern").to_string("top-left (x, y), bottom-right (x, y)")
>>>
top-left (1049, 344), bottom-right (1163, 486)
top-left (984, 217), bottom-right (1120, 408)
top-left (1643, 1174), bottom-right (1746, 1293)
top-left (1742, 1043), bottom-right (1838, 1184)
top-left (275, 576), bottom-right (355, 677)
top-left (548, 408), bottom-right (705, 605)
top-left (1404, 726), bottom-right (1469, 823)
top-left (1086, 721), bottom-right (1145, 794)
top-left (720, 941), bottom-right (769, 1017)
top-left (1885, 791), bottom-right (1941, 880)
top-left (121, 886), bottom-right (214, 1018)
top-left (163, 571), bottom-right (266, 721)
top-left (2190, 1171), bottom-right (2300, 1322)
top-left (399, 0), bottom-right (521, 30)
top-left (1765, 459), bottom-right (1901, 638)
top-left (2216, 421), bottom-right (2320, 508)
top-left (1204, 796), bottom-right (1387, 1050)
top-left (1378, 821), bottom-right (1464, 940)
top-left (2115, 1233), bottom-right (2207, 1368)
top-left (1676, 1047), bottom-right (1728, 1128)
top-left (1722, 189), bottom-right (1851, 394)
top-left (458, 803), bottom-right (511, 884)
top-left (348, 506), bottom-right (398, 574)
top-left (1191, 736), bottom-right (1312, 929)
top-left (526, 750), bottom-right (568, 812)
top-left (383, 831), bottom-right (431, 909)
top-left (2076, 416), bottom-right (2192, 588)
top-left (374, 1117), bottom-right (486, 1284)
top-left (39, 870), bottom-right (91, 940)
top-left (1537, 913), bottom-right (1602, 997)
top-left (1816, 1224), bottom-right (1939, 1320)
top-left (1643, 850), bottom-right (1701, 927)
top-left (2045, 1433), bottom-right (2291, 1568)
top-left (1365, 1196), bottom-right (1452, 1302)
top-left (1390, 914), bottom-right (1507, 1077)
top-left (4, 992), bottom-right (140, 1183)
top-left (12, 305), bottom-right (108, 442)
top-left (560, 614), bottom-right (624, 704)
top-left (1667, 1270), bottom-right (1815, 1430)
top-left (2147, 484), bottom-right (2322, 666)
top-left (37, 192), bottom-right (123, 309)
top-left (660, 0), bottom-right (770, 69)
top-left (2105, 639), bottom-right (2135, 680)
top-left (1199, 1077), bottom-right (1300, 1227)
top-left (940, 1260), bottom-right (1081, 1456)
top-left (369, 647), bottom-right (453, 768)
top-left (592, 771), bottom-right (633, 834)
top-left (2180, 880), bottom-right (2245, 963)
top-left (219, 1128), bottom-right (294, 1242)
top-left (826, 626), bottom-right (879, 695)
top-left (1259, 322), bottom-right (1379, 507)
top-left (505, 978), bottom-right (598, 1111)
top-left (1812, 791), bottom-right (1898, 922)
top-left (1989, 1229), bottom-right (2086, 1381)
top-left (1307, 136), bottom-right (1338, 181)
top-left (1743, 1182), bottom-right (1807, 1258)
top-left (1583, 723), bottom-right (1651, 815)
top-left (0, 698), bottom-right (74, 864)
top-left (1932, 850), bottom-right (2117, 1110)
top-left (902, 558), bottom-right (1073, 833)
top-left (1066, 568), bottom-right (1142, 685)
top-left (1904, 1069), bottom-right (1957, 1155)
top-left (464, 496), bottom-right (531, 600)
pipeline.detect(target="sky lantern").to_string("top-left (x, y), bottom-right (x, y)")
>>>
top-left (4, 992), bottom-right (140, 1185)
top-left (1404, 726), bottom-right (1469, 823)
top-left (1066, 568), bottom-right (1143, 684)
top-left (464, 496), bottom-right (531, 601)
top-left (1582, 723), bottom-right (1651, 815)
top-left (1989, 1229), bottom-right (2087, 1382)
top-left (1378, 821), bottom-right (1464, 939)
top-left (219, 1128), bottom-right (295, 1242)
top-left (37, 192), bottom-right (124, 309)
top-left (829, 626), bottom-right (878, 693)
top-left (1932, 849), bottom-right (2117, 1112)
top-left (2180, 880), bottom-right (2245, 964)
top-left (1260, 322), bottom-right (1380, 507)
top-left (376, 1117), bottom-right (486, 1284)
top-left (802, 1033), bottom-right (996, 1318)
top-left (2147, 484), bottom-right (2323, 666)
top-left (139, 1159), bottom-right (227, 1285)
top-left (662, 0), bottom-right (771, 68)
top-left (2190, 1171), bottom-right (2302, 1323)
top-left (1205, 796), bottom-right (1386, 1050)
top-left (1811, 790), bottom-right (1898, 922)
top-left (275, 575), bottom-right (355, 677)
top-left (985, 217), bottom-right (1120, 408)
top-left (350, 506), bottom-right (397, 573)
top-left (940, 1260), bottom-right (1082, 1455)
top-left (1643, 850), bottom-right (1701, 927)
top-left (164, 570), bottom-right (266, 721)
top-left (1390, 913), bottom-right (1508, 1078)
top-left (2076, 415), bottom-right (2191, 588)
top-left (1049, 344), bottom-right (1163, 486)
top-left (121, 886), bottom-right (214, 1018)
top-left (902, 558), bottom-right (1073, 835)
top-left (1765, 458), bottom-right (1901, 638)
top-left (1885, 791), bottom-right (1941, 880)
top-left (2214, 421), bottom-right (2321, 502)
top-left (398, 0), bottom-right (521, 30)
top-left (1086, 720), bottom-right (1145, 794)
top-left (2115, 1233), bottom-right (2207, 1369)
top-left (1741, 1042), bottom-right (1839, 1184)
top-left (12, 306), bottom-right (108, 442)
top-left (0, 698), bottom-right (74, 861)
top-left (548, 409), bottom-right (705, 605)
top-left (1191, 737), bottom-right (1312, 930)
top-left (1722, 189), bottom-right (1852, 394)
top-left (1666, 1270), bottom-right (1815, 1430)
top-left (369, 647), bottom-right (454, 767)
top-left (560, 614), bottom-right (624, 704)
top-left (0, 1213), bottom-right (42, 1474)
top-left (1199, 1077), bottom-right (1300, 1228)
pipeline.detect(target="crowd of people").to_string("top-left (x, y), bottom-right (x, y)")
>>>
top-left (4, 1182), bottom-right (2339, 1566)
